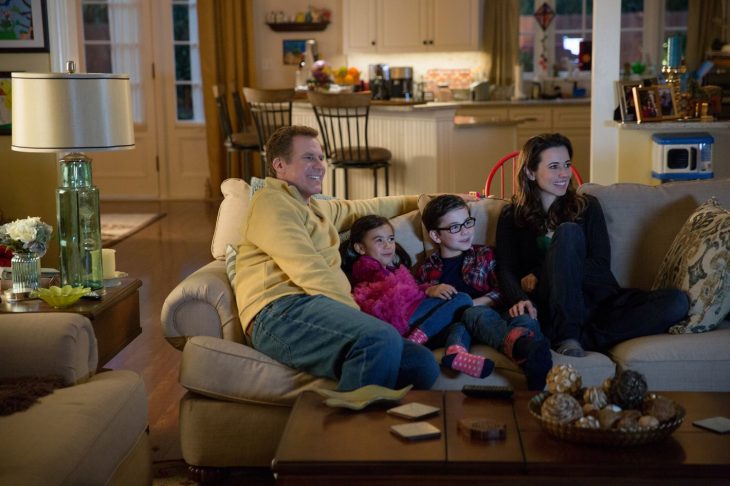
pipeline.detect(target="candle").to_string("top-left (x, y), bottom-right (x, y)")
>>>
top-left (102, 248), bottom-right (116, 279)
top-left (667, 35), bottom-right (681, 69)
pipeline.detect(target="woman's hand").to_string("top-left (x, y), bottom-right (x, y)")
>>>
top-left (521, 273), bottom-right (538, 293)
top-left (472, 295), bottom-right (495, 307)
top-left (508, 300), bottom-right (537, 319)
top-left (426, 283), bottom-right (458, 300)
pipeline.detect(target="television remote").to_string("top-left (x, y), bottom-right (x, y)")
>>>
top-left (461, 385), bottom-right (514, 399)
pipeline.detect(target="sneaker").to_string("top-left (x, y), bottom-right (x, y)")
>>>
top-left (555, 339), bottom-right (586, 357)
top-left (515, 335), bottom-right (553, 391)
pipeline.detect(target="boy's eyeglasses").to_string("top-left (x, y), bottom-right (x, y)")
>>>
top-left (436, 217), bottom-right (476, 234)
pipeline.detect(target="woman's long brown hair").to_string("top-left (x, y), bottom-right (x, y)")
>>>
top-left (512, 133), bottom-right (588, 233)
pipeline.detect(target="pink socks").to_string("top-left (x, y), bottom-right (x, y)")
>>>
top-left (442, 345), bottom-right (494, 378)
top-left (406, 327), bottom-right (429, 344)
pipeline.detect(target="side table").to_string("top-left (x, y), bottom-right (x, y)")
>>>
top-left (0, 278), bottom-right (143, 368)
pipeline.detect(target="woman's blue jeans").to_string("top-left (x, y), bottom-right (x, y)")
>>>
top-left (251, 294), bottom-right (440, 391)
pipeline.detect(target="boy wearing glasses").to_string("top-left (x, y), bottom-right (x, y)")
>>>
top-left (417, 195), bottom-right (552, 390)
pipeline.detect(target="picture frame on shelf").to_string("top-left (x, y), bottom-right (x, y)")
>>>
top-left (633, 86), bottom-right (663, 123)
top-left (0, 72), bottom-right (11, 135)
top-left (656, 84), bottom-right (680, 120)
top-left (616, 80), bottom-right (642, 123)
top-left (0, 0), bottom-right (49, 53)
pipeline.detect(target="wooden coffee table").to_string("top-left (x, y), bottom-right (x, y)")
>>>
top-left (273, 390), bottom-right (730, 484)
top-left (0, 278), bottom-right (142, 368)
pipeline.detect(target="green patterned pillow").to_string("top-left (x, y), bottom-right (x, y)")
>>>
top-left (225, 244), bottom-right (238, 285)
top-left (652, 198), bottom-right (730, 334)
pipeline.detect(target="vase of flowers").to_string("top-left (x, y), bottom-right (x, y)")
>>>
top-left (0, 217), bottom-right (53, 294)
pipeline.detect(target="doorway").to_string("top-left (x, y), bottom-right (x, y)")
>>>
top-left (75, 0), bottom-right (209, 200)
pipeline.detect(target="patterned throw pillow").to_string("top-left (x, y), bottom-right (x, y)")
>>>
top-left (225, 244), bottom-right (238, 285)
top-left (652, 198), bottom-right (730, 334)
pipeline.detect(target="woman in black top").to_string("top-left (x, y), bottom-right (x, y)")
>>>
top-left (496, 133), bottom-right (688, 357)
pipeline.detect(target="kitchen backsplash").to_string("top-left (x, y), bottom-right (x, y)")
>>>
top-left (423, 68), bottom-right (474, 92)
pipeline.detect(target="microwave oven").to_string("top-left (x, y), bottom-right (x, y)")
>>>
top-left (651, 132), bottom-right (714, 181)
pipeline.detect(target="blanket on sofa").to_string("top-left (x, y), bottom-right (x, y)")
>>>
top-left (0, 375), bottom-right (66, 415)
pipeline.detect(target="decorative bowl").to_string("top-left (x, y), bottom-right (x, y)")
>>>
top-left (314, 384), bottom-right (413, 410)
top-left (529, 392), bottom-right (685, 447)
top-left (32, 285), bottom-right (91, 308)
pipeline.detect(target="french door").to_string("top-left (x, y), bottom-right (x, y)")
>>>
top-left (76, 0), bottom-right (208, 200)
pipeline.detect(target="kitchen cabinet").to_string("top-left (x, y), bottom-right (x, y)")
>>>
top-left (343, 0), bottom-right (480, 54)
top-left (457, 102), bottom-right (591, 182)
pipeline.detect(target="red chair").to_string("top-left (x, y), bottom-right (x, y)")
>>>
top-left (484, 151), bottom-right (584, 198)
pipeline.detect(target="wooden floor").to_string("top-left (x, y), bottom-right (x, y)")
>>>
top-left (100, 199), bottom-right (220, 462)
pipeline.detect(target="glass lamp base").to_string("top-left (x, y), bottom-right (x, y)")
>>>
top-left (57, 153), bottom-right (104, 290)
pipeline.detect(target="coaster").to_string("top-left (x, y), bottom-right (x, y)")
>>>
top-left (390, 421), bottom-right (441, 441)
top-left (457, 417), bottom-right (507, 440)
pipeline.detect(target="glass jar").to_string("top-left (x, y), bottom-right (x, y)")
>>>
top-left (11, 251), bottom-right (42, 294)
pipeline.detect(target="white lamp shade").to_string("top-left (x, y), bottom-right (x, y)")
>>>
top-left (11, 72), bottom-right (135, 153)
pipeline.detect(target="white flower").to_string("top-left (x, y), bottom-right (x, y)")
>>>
top-left (0, 217), bottom-right (53, 255)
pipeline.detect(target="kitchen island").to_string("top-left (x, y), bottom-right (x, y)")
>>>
top-left (293, 98), bottom-right (590, 199)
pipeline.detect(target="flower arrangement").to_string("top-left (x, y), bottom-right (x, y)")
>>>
top-left (0, 217), bottom-right (53, 256)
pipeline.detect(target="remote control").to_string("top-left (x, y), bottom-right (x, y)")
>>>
top-left (461, 385), bottom-right (514, 399)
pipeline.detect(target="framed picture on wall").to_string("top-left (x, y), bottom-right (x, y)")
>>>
top-left (0, 0), bottom-right (49, 52)
top-left (0, 72), bottom-right (11, 135)
top-left (633, 86), bottom-right (663, 123)
top-left (283, 40), bottom-right (306, 65)
top-left (656, 84), bottom-right (680, 120)
top-left (616, 80), bottom-right (642, 123)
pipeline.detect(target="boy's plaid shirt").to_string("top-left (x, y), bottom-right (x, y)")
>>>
top-left (415, 245), bottom-right (502, 306)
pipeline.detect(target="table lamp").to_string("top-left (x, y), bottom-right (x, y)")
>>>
top-left (11, 61), bottom-right (135, 290)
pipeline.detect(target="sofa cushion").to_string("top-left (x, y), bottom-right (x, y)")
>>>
top-left (389, 209), bottom-right (426, 267)
top-left (416, 195), bottom-right (509, 255)
top-left (608, 323), bottom-right (730, 391)
top-left (653, 198), bottom-right (730, 334)
top-left (0, 370), bottom-right (148, 485)
top-left (212, 178), bottom-right (251, 261)
top-left (579, 179), bottom-right (730, 289)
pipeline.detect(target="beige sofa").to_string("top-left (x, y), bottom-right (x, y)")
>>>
top-left (0, 313), bottom-right (151, 485)
top-left (161, 177), bottom-right (730, 471)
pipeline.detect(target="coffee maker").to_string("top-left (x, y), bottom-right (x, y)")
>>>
top-left (368, 64), bottom-right (391, 100)
top-left (390, 66), bottom-right (413, 100)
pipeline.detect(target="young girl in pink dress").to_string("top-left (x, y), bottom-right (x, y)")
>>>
top-left (341, 215), bottom-right (493, 378)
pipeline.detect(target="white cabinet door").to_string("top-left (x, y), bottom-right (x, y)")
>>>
top-left (378, 0), bottom-right (429, 53)
top-left (343, 0), bottom-right (378, 53)
top-left (431, 0), bottom-right (480, 51)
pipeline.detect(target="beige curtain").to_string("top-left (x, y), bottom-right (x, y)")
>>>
top-left (482, 0), bottom-right (520, 86)
top-left (198, 0), bottom-right (257, 196)
top-left (685, 0), bottom-right (724, 71)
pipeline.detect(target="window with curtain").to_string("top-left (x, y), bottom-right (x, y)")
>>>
top-left (80, 0), bottom-right (143, 123)
top-left (172, 0), bottom-right (204, 122)
top-left (518, 0), bottom-right (688, 76)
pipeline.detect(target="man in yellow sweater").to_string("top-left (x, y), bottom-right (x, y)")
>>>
top-left (235, 126), bottom-right (439, 391)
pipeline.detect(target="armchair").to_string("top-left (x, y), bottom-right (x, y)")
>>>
top-left (0, 312), bottom-right (151, 485)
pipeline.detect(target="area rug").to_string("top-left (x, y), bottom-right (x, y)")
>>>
top-left (100, 213), bottom-right (166, 246)
top-left (152, 460), bottom-right (274, 485)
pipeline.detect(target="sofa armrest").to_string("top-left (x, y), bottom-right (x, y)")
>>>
top-left (0, 313), bottom-right (97, 384)
top-left (160, 260), bottom-right (244, 350)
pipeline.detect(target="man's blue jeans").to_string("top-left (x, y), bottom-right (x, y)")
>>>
top-left (251, 294), bottom-right (440, 391)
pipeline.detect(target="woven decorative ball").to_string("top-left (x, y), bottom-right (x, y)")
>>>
top-left (609, 370), bottom-right (648, 410)
top-left (575, 415), bottom-right (601, 429)
top-left (601, 377), bottom-right (613, 393)
top-left (546, 364), bottom-right (582, 395)
top-left (638, 415), bottom-right (660, 429)
top-left (541, 393), bottom-right (583, 424)
top-left (642, 395), bottom-right (676, 422)
top-left (583, 386), bottom-right (608, 409)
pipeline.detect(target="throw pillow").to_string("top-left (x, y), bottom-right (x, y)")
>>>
top-left (652, 198), bottom-right (730, 334)
top-left (225, 244), bottom-right (238, 285)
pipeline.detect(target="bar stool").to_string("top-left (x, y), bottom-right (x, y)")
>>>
top-left (212, 85), bottom-right (259, 181)
top-left (242, 87), bottom-right (295, 176)
top-left (307, 91), bottom-right (391, 199)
